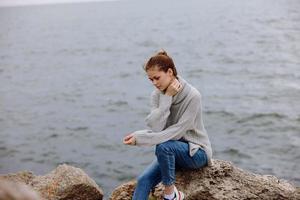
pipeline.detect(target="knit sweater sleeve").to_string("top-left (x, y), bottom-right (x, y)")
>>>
top-left (133, 94), bottom-right (200, 146)
top-left (144, 90), bottom-right (172, 132)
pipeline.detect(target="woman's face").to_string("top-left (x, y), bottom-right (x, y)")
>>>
top-left (146, 66), bottom-right (174, 92)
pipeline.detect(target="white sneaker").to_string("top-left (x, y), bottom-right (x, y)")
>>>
top-left (174, 186), bottom-right (185, 200)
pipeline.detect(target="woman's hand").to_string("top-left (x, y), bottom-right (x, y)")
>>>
top-left (165, 78), bottom-right (182, 96)
top-left (123, 133), bottom-right (136, 145)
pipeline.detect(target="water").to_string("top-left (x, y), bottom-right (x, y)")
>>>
top-left (0, 0), bottom-right (299, 199)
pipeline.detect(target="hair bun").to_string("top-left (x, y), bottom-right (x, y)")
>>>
top-left (156, 49), bottom-right (168, 56)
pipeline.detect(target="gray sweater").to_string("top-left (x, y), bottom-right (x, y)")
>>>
top-left (132, 75), bottom-right (213, 166)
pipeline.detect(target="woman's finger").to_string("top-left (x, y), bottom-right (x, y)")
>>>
top-left (125, 135), bottom-right (131, 139)
top-left (172, 81), bottom-right (179, 89)
top-left (123, 138), bottom-right (131, 144)
top-left (124, 141), bottom-right (130, 145)
top-left (124, 137), bottom-right (135, 145)
top-left (174, 79), bottom-right (180, 88)
top-left (124, 136), bottom-right (132, 142)
top-left (178, 82), bottom-right (182, 89)
top-left (173, 81), bottom-right (179, 89)
top-left (124, 133), bottom-right (133, 140)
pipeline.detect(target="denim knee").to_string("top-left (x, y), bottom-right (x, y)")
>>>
top-left (155, 141), bottom-right (174, 156)
top-left (155, 143), bottom-right (169, 155)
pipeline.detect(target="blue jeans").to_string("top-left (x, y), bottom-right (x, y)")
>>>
top-left (132, 140), bottom-right (208, 200)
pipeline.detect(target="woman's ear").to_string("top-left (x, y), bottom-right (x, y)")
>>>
top-left (167, 68), bottom-right (174, 76)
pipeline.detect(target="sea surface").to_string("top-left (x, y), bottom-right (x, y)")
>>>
top-left (0, 0), bottom-right (299, 199)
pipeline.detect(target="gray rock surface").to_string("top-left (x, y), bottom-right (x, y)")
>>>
top-left (0, 164), bottom-right (103, 200)
top-left (110, 159), bottom-right (299, 200)
top-left (1, 161), bottom-right (298, 200)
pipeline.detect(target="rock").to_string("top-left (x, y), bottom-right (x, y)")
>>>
top-left (292, 187), bottom-right (300, 199)
top-left (0, 171), bottom-right (35, 184)
top-left (109, 180), bottom-right (137, 200)
top-left (0, 180), bottom-right (42, 200)
top-left (110, 159), bottom-right (298, 200)
top-left (0, 164), bottom-right (103, 200)
top-left (31, 164), bottom-right (104, 200)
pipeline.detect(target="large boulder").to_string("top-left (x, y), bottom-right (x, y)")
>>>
top-left (0, 164), bottom-right (103, 200)
top-left (110, 159), bottom-right (299, 200)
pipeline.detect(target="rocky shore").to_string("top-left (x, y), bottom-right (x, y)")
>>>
top-left (0, 160), bottom-right (299, 200)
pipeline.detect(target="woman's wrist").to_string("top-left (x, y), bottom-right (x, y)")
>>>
top-left (130, 134), bottom-right (136, 145)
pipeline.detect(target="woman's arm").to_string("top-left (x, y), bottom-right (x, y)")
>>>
top-left (144, 90), bottom-right (172, 132)
top-left (133, 94), bottom-right (201, 146)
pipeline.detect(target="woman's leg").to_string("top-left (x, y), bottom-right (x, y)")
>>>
top-left (155, 140), bottom-right (208, 195)
top-left (132, 158), bottom-right (162, 200)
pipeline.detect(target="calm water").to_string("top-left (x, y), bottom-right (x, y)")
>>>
top-left (0, 0), bottom-right (299, 198)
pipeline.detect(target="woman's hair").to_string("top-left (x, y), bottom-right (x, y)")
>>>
top-left (144, 49), bottom-right (178, 78)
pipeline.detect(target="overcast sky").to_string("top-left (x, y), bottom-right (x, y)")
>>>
top-left (0, 0), bottom-right (118, 7)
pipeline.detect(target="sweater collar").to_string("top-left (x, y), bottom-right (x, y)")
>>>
top-left (172, 75), bottom-right (191, 105)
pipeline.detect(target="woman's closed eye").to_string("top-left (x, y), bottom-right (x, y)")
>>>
top-left (149, 77), bottom-right (160, 81)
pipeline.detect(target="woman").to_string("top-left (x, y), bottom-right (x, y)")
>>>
top-left (123, 50), bottom-right (213, 200)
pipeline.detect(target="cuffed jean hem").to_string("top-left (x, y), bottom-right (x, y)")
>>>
top-left (162, 180), bottom-right (175, 186)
